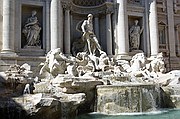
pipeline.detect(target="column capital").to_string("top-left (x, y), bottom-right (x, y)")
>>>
top-left (105, 2), bottom-right (114, 14)
top-left (94, 13), bottom-right (100, 18)
top-left (106, 7), bottom-right (114, 14)
top-left (61, 1), bottom-right (72, 11)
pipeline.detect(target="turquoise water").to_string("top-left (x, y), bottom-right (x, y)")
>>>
top-left (76, 109), bottom-right (180, 119)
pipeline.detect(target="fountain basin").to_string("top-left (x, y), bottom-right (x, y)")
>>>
top-left (96, 84), bottom-right (161, 114)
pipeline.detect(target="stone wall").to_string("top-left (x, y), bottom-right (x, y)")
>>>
top-left (0, 0), bottom-right (3, 51)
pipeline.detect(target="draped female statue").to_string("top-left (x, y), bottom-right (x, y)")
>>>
top-left (22, 10), bottom-right (41, 47)
top-left (129, 20), bottom-right (143, 50)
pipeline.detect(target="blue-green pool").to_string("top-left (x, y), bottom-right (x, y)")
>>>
top-left (76, 109), bottom-right (180, 119)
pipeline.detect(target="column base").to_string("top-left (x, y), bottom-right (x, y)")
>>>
top-left (0, 50), bottom-right (17, 57)
top-left (129, 50), bottom-right (143, 56)
top-left (149, 53), bottom-right (159, 60)
top-left (115, 54), bottom-right (132, 60)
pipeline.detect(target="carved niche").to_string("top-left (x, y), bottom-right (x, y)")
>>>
top-left (21, 5), bottom-right (43, 49)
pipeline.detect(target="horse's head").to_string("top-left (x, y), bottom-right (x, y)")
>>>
top-left (130, 53), bottom-right (146, 70)
top-left (131, 53), bottom-right (146, 63)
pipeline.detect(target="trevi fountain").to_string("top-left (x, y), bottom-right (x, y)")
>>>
top-left (0, 12), bottom-right (180, 119)
top-left (1, 0), bottom-right (180, 119)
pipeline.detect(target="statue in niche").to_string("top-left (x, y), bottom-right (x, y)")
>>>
top-left (81, 14), bottom-right (102, 55)
top-left (22, 10), bottom-right (41, 47)
top-left (129, 20), bottom-right (143, 50)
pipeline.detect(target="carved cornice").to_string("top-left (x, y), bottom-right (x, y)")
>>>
top-left (23, 0), bottom-right (48, 2)
top-left (72, 0), bottom-right (106, 7)
top-left (127, 6), bottom-right (145, 13)
top-left (128, 0), bottom-right (142, 6)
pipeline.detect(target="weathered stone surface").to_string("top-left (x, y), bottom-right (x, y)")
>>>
top-left (96, 84), bottom-right (162, 114)
top-left (33, 81), bottom-right (52, 93)
top-left (11, 92), bottom-right (85, 119)
top-left (162, 85), bottom-right (180, 108)
top-left (52, 76), bottom-right (103, 93)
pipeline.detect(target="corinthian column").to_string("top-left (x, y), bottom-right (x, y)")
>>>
top-left (50, 0), bottom-right (63, 51)
top-left (167, 0), bottom-right (176, 57)
top-left (149, 0), bottom-right (159, 57)
top-left (1, 0), bottom-right (16, 55)
top-left (62, 1), bottom-right (71, 54)
top-left (94, 15), bottom-right (100, 41)
top-left (116, 0), bottom-right (129, 58)
top-left (175, 25), bottom-right (180, 56)
top-left (106, 8), bottom-right (113, 55)
top-left (45, 0), bottom-right (50, 53)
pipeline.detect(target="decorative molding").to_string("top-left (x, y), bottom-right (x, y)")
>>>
top-left (175, 23), bottom-right (180, 30)
top-left (128, 0), bottom-right (142, 5)
top-left (127, 6), bottom-right (145, 13)
top-left (22, 0), bottom-right (46, 2)
top-left (72, 0), bottom-right (106, 7)
top-left (158, 20), bottom-right (167, 26)
top-left (71, 2), bottom-right (114, 15)
top-left (173, 0), bottom-right (180, 14)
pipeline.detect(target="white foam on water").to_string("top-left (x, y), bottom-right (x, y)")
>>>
top-left (89, 110), bottom-right (169, 116)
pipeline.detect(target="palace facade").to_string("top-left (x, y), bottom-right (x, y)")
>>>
top-left (0, 0), bottom-right (180, 71)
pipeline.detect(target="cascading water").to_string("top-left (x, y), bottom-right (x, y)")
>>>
top-left (96, 84), bottom-right (162, 114)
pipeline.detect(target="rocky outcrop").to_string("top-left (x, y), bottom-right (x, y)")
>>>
top-left (31, 74), bottom-right (104, 116)
top-left (4, 64), bottom-right (33, 94)
top-left (12, 93), bottom-right (85, 119)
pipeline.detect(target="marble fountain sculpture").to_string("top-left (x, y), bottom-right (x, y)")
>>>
top-left (1, 14), bottom-right (180, 119)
